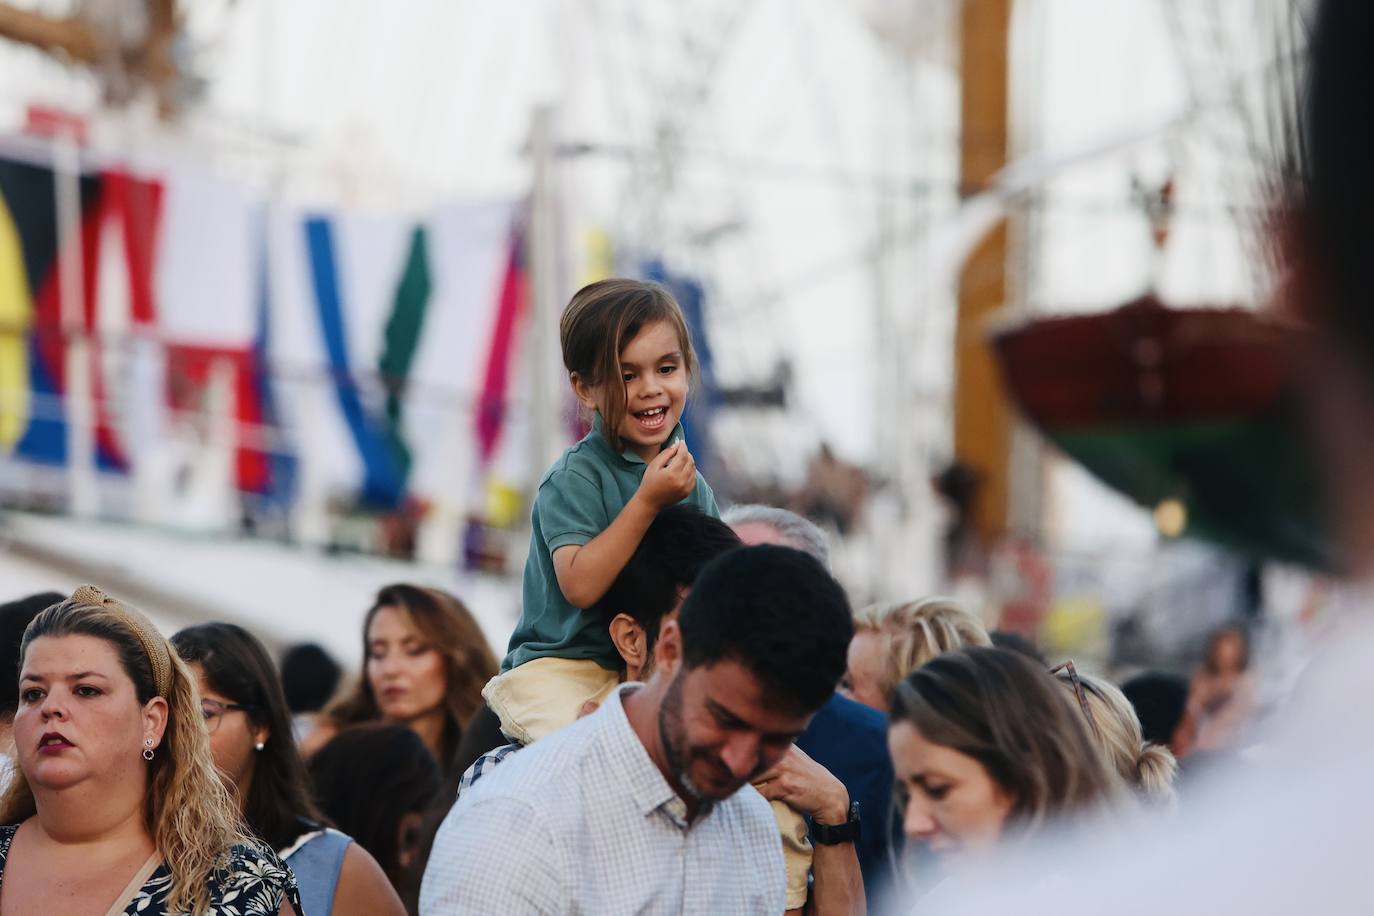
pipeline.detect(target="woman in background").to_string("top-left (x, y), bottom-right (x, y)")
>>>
top-left (0, 586), bottom-right (300, 915)
top-left (845, 598), bottom-right (991, 712)
top-left (1185, 625), bottom-right (1257, 757)
top-left (1052, 663), bottom-right (1178, 805)
top-left (0, 591), bottom-right (63, 792)
top-left (888, 646), bottom-right (1120, 902)
top-left (305, 584), bottom-right (497, 777)
top-left (309, 723), bottom-right (441, 911)
top-left (172, 623), bottom-right (404, 916)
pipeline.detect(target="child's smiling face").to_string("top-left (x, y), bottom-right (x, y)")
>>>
top-left (609, 319), bottom-right (689, 461)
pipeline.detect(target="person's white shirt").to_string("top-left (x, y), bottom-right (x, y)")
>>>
top-left (420, 684), bottom-right (786, 915)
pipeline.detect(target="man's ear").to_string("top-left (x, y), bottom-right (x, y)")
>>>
top-left (569, 372), bottom-right (599, 412)
top-left (609, 614), bottom-right (647, 674)
top-left (653, 618), bottom-right (683, 679)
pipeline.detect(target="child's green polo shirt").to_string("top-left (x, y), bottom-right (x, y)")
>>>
top-left (503, 414), bottom-right (719, 672)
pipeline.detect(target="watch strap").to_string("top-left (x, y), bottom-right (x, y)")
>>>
top-left (811, 800), bottom-right (861, 846)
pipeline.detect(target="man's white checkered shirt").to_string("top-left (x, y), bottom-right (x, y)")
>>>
top-left (419, 684), bottom-right (786, 915)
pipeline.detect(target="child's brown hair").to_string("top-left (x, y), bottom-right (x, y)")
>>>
top-left (560, 279), bottom-right (697, 453)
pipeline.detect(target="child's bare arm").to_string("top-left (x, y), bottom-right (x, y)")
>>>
top-left (553, 443), bottom-right (697, 608)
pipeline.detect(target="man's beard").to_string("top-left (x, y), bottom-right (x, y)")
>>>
top-left (658, 669), bottom-right (707, 801)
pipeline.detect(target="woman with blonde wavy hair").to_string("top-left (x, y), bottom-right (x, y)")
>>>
top-left (1052, 664), bottom-right (1178, 805)
top-left (0, 586), bottom-right (300, 915)
top-left (843, 598), bottom-right (991, 712)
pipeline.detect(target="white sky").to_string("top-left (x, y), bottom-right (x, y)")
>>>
top-left (0, 0), bottom-right (1296, 552)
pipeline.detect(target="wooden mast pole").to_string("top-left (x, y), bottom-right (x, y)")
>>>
top-left (0, 5), bottom-right (100, 62)
top-left (954, 0), bottom-right (1014, 548)
top-left (0, 1), bottom-right (180, 115)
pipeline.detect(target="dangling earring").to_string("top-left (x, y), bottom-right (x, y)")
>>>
top-left (142, 737), bottom-right (155, 761)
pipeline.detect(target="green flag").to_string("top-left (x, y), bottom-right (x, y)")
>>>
top-left (377, 225), bottom-right (432, 488)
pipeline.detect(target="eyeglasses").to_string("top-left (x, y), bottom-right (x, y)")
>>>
top-left (200, 698), bottom-right (256, 734)
top-left (1050, 659), bottom-right (1101, 740)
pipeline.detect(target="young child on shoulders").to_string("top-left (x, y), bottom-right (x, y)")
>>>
top-left (484, 278), bottom-right (718, 745)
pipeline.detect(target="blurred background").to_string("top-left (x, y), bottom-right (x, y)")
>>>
top-left (0, 0), bottom-right (1332, 706)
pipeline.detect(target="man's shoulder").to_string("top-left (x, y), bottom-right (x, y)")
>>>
top-left (709, 785), bottom-right (788, 895)
top-left (715, 782), bottom-right (781, 836)
top-left (457, 742), bottom-right (523, 797)
top-left (821, 691), bottom-right (888, 733)
top-left (457, 710), bottom-right (610, 811)
top-left (797, 692), bottom-right (889, 767)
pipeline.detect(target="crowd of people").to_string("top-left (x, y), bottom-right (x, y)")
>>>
top-left (0, 506), bottom-right (1264, 915)
top-left (1, 1), bottom-right (1371, 911)
top-left (0, 451), bottom-right (1268, 916)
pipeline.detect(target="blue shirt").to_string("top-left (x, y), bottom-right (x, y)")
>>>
top-left (796, 692), bottom-right (898, 901)
top-left (283, 827), bottom-right (351, 916)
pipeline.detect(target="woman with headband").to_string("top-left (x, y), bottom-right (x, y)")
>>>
top-left (0, 586), bottom-right (302, 915)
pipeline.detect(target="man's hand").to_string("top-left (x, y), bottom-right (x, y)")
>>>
top-left (754, 745), bottom-right (850, 827)
top-left (635, 442), bottom-right (696, 511)
top-left (761, 747), bottom-right (867, 916)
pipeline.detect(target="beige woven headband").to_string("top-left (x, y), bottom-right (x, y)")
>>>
top-left (69, 585), bottom-right (173, 698)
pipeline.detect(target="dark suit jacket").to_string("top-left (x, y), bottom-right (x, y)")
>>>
top-left (796, 692), bottom-right (899, 901)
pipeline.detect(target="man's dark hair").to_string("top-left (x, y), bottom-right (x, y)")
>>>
top-left (279, 642), bottom-right (342, 713)
top-left (0, 592), bottom-right (63, 718)
top-left (600, 505), bottom-right (741, 653)
top-left (1121, 670), bottom-right (1190, 748)
top-left (677, 545), bottom-right (852, 715)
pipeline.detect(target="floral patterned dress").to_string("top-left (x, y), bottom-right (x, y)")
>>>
top-left (0, 825), bottom-right (303, 915)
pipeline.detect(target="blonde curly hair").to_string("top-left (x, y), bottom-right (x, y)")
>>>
top-left (853, 597), bottom-right (991, 704)
top-left (0, 589), bottom-right (251, 916)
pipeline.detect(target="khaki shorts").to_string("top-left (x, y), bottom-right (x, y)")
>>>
top-left (483, 657), bottom-right (621, 745)
top-left (770, 799), bottom-right (813, 909)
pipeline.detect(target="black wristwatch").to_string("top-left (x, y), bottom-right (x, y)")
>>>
top-left (811, 801), bottom-right (861, 846)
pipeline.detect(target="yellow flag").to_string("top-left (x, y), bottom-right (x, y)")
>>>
top-left (579, 228), bottom-right (614, 287)
top-left (1042, 596), bottom-right (1108, 659)
top-left (483, 477), bottom-right (524, 529)
top-left (0, 192), bottom-right (32, 453)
